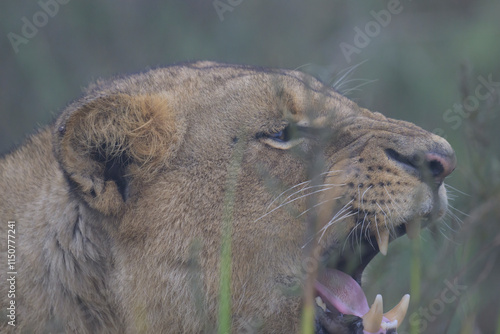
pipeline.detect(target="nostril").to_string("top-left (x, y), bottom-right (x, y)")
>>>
top-left (425, 152), bottom-right (456, 185)
top-left (428, 159), bottom-right (445, 178)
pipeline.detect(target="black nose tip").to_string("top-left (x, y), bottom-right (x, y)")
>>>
top-left (425, 152), bottom-right (456, 186)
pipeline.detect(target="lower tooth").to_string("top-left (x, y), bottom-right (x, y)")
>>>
top-left (362, 294), bottom-right (383, 332)
top-left (384, 294), bottom-right (410, 327)
top-left (315, 296), bottom-right (327, 312)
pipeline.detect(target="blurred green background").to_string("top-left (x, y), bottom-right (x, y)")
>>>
top-left (1, 1), bottom-right (499, 333)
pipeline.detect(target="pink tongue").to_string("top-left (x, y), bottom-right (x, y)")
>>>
top-left (315, 268), bottom-right (369, 317)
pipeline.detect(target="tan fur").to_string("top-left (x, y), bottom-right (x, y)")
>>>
top-left (0, 61), bottom-right (454, 333)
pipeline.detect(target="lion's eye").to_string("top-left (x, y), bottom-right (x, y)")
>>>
top-left (268, 127), bottom-right (290, 142)
top-left (259, 125), bottom-right (304, 150)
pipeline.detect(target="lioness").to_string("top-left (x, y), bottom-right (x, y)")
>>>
top-left (0, 61), bottom-right (455, 333)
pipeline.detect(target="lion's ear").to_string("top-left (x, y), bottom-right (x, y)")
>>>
top-left (54, 93), bottom-right (183, 215)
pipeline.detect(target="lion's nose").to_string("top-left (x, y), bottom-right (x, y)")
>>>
top-left (424, 152), bottom-right (456, 186)
top-left (385, 148), bottom-right (456, 186)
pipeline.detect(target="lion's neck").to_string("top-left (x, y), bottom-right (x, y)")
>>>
top-left (0, 127), bottom-right (120, 330)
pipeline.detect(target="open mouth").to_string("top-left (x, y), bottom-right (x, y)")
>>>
top-left (313, 218), bottom-right (424, 334)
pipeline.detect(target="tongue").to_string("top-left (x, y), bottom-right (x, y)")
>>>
top-left (315, 268), bottom-right (369, 318)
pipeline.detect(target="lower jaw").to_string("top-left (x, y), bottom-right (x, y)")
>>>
top-left (311, 221), bottom-right (419, 333)
top-left (314, 267), bottom-right (407, 333)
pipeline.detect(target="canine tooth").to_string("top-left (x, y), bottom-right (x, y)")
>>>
top-left (384, 294), bottom-right (410, 327)
top-left (315, 296), bottom-right (327, 312)
top-left (362, 294), bottom-right (383, 333)
top-left (406, 219), bottom-right (421, 240)
top-left (377, 229), bottom-right (390, 256)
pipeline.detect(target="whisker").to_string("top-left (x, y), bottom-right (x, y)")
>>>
top-left (383, 185), bottom-right (403, 212)
top-left (384, 203), bottom-right (393, 218)
top-left (267, 170), bottom-right (344, 211)
top-left (386, 215), bottom-right (397, 239)
top-left (384, 203), bottom-right (399, 236)
top-left (255, 187), bottom-right (335, 222)
top-left (376, 202), bottom-right (387, 217)
top-left (266, 180), bottom-right (311, 210)
top-left (320, 209), bottom-right (352, 238)
top-left (357, 185), bottom-right (363, 222)
top-left (364, 219), bottom-right (374, 249)
top-left (327, 199), bottom-right (355, 225)
top-left (359, 212), bottom-right (368, 249)
top-left (341, 79), bottom-right (378, 96)
top-left (318, 200), bottom-right (355, 238)
top-left (296, 196), bottom-right (342, 218)
top-left (445, 209), bottom-right (464, 226)
top-left (361, 185), bottom-right (373, 206)
top-left (279, 183), bottom-right (344, 208)
top-left (353, 219), bottom-right (360, 251)
top-left (437, 225), bottom-right (460, 244)
top-left (293, 63), bottom-right (313, 71)
top-left (376, 202), bottom-right (396, 237)
top-left (335, 78), bottom-right (372, 91)
top-left (301, 211), bottom-right (355, 249)
top-left (319, 210), bottom-right (357, 243)
top-left (301, 237), bottom-right (314, 249)
top-left (320, 169), bottom-right (344, 177)
top-left (266, 170), bottom-right (343, 211)
top-left (445, 184), bottom-right (471, 197)
top-left (447, 204), bottom-right (470, 217)
top-left (343, 220), bottom-right (361, 254)
top-left (446, 191), bottom-right (458, 198)
top-left (382, 211), bottom-right (390, 233)
top-left (330, 60), bottom-right (368, 90)
top-left (440, 217), bottom-right (460, 234)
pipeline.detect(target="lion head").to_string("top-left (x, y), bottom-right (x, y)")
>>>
top-left (0, 61), bottom-right (455, 333)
